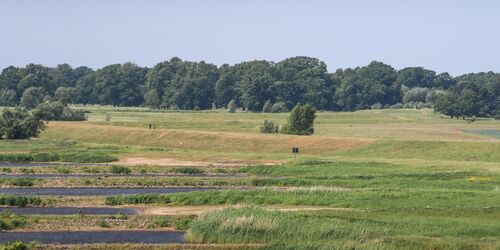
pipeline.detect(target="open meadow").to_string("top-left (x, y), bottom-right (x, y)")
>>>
top-left (0, 107), bottom-right (499, 249)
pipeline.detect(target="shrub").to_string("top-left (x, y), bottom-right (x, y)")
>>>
top-left (56, 168), bottom-right (71, 174)
top-left (262, 101), bottom-right (273, 113)
top-left (109, 166), bottom-right (131, 174)
top-left (281, 104), bottom-right (316, 135)
top-left (271, 102), bottom-right (288, 113)
top-left (1, 168), bottom-right (12, 173)
top-left (0, 241), bottom-right (28, 250)
top-left (82, 167), bottom-right (100, 173)
top-left (33, 101), bottom-right (86, 121)
top-left (59, 153), bottom-right (118, 163)
top-left (98, 220), bottom-right (110, 228)
top-left (370, 103), bottom-right (383, 110)
top-left (227, 100), bottom-right (237, 113)
top-left (174, 218), bottom-right (193, 230)
top-left (389, 103), bottom-right (404, 109)
top-left (20, 168), bottom-right (34, 174)
top-left (8, 178), bottom-right (34, 187)
top-left (0, 154), bottom-right (33, 163)
top-left (0, 212), bottom-right (28, 231)
top-left (32, 152), bottom-right (60, 162)
top-left (0, 108), bottom-right (45, 140)
top-left (260, 120), bottom-right (279, 134)
top-left (20, 87), bottom-right (45, 109)
top-left (153, 217), bottom-right (172, 227)
top-left (0, 196), bottom-right (42, 207)
top-left (174, 167), bottom-right (204, 175)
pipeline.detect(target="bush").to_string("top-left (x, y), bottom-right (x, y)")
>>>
top-left (0, 212), bottom-right (27, 231)
top-left (495, 114), bottom-right (500, 120)
top-left (153, 217), bottom-right (172, 227)
top-left (262, 101), bottom-right (273, 113)
top-left (105, 194), bottom-right (166, 206)
top-left (227, 100), bottom-right (237, 113)
top-left (0, 241), bottom-right (28, 250)
top-left (109, 166), bottom-right (131, 174)
top-left (271, 102), bottom-right (288, 113)
top-left (370, 103), bottom-right (383, 110)
top-left (56, 168), bottom-right (71, 174)
top-left (1, 168), bottom-right (12, 173)
top-left (32, 152), bottom-right (60, 162)
top-left (0, 154), bottom-right (33, 163)
top-left (98, 220), bottom-right (110, 228)
top-left (281, 104), bottom-right (316, 135)
top-left (389, 103), bottom-right (404, 109)
top-left (20, 168), bottom-right (34, 174)
top-left (59, 153), bottom-right (118, 163)
top-left (33, 101), bottom-right (86, 121)
top-left (260, 120), bottom-right (279, 134)
top-left (0, 196), bottom-right (42, 207)
top-left (0, 108), bottom-right (45, 140)
top-left (8, 178), bottom-right (34, 187)
top-left (174, 167), bottom-right (204, 175)
top-left (174, 218), bottom-right (193, 230)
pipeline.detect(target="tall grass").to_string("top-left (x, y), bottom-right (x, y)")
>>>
top-left (187, 207), bottom-right (499, 249)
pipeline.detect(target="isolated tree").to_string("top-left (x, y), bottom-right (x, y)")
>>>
top-left (20, 87), bottom-right (46, 109)
top-left (281, 104), bottom-right (317, 135)
top-left (260, 120), bottom-right (279, 134)
top-left (0, 108), bottom-right (45, 139)
top-left (227, 99), bottom-right (237, 113)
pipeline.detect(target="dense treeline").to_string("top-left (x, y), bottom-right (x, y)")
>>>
top-left (0, 57), bottom-right (498, 117)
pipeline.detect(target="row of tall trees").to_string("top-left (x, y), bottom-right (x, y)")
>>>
top-left (435, 73), bottom-right (499, 118)
top-left (1, 57), bottom-right (498, 117)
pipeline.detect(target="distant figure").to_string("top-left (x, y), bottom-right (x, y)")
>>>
top-left (153, 124), bottom-right (156, 129)
top-left (148, 124), bottom-right (152, 129)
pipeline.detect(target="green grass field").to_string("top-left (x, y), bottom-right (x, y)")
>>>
top-left (0, 107), bottom-right (499, 249)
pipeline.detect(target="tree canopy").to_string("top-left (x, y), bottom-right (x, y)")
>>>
top-left (0, 57), bottom-right (498, 118)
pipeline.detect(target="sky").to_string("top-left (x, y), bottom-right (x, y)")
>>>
top-left (1, 0), bottom-right (499, 76)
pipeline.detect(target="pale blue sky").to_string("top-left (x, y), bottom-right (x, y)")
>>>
top-left (1, 0), bottom-right (499, 75)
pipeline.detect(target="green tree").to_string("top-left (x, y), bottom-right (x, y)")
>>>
top-left (20, 87), bottom-right (46, 108)
top-left (281, 104), bottom-right (317, 135)
top-left (54, 87), bottom-right (77, 105)
top-left (403, 87), bottom-right (428, 104)
top-left (227, 99), bottom-right (237, 113)
top-left (260, 119), bottom-right (279, 134)
top-left (144, 89), bottom-right (161, 109)
top-left (271, 101), bottom-right (288, 113)
top-left (0, 89), bottom-right (18, 106)
top-left (262, 100), bottom-right (273, 113)
top-left (75, 71), bottom-right (97, 106)
top-left (0, 108), bottom-right (45, 139)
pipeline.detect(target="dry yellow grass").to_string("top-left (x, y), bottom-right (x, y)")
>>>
top-left (42, 122), bottom-right (371, 156)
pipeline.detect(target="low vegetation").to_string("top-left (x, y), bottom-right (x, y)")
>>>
top-left (0, 196), bottom-right (42, 207)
